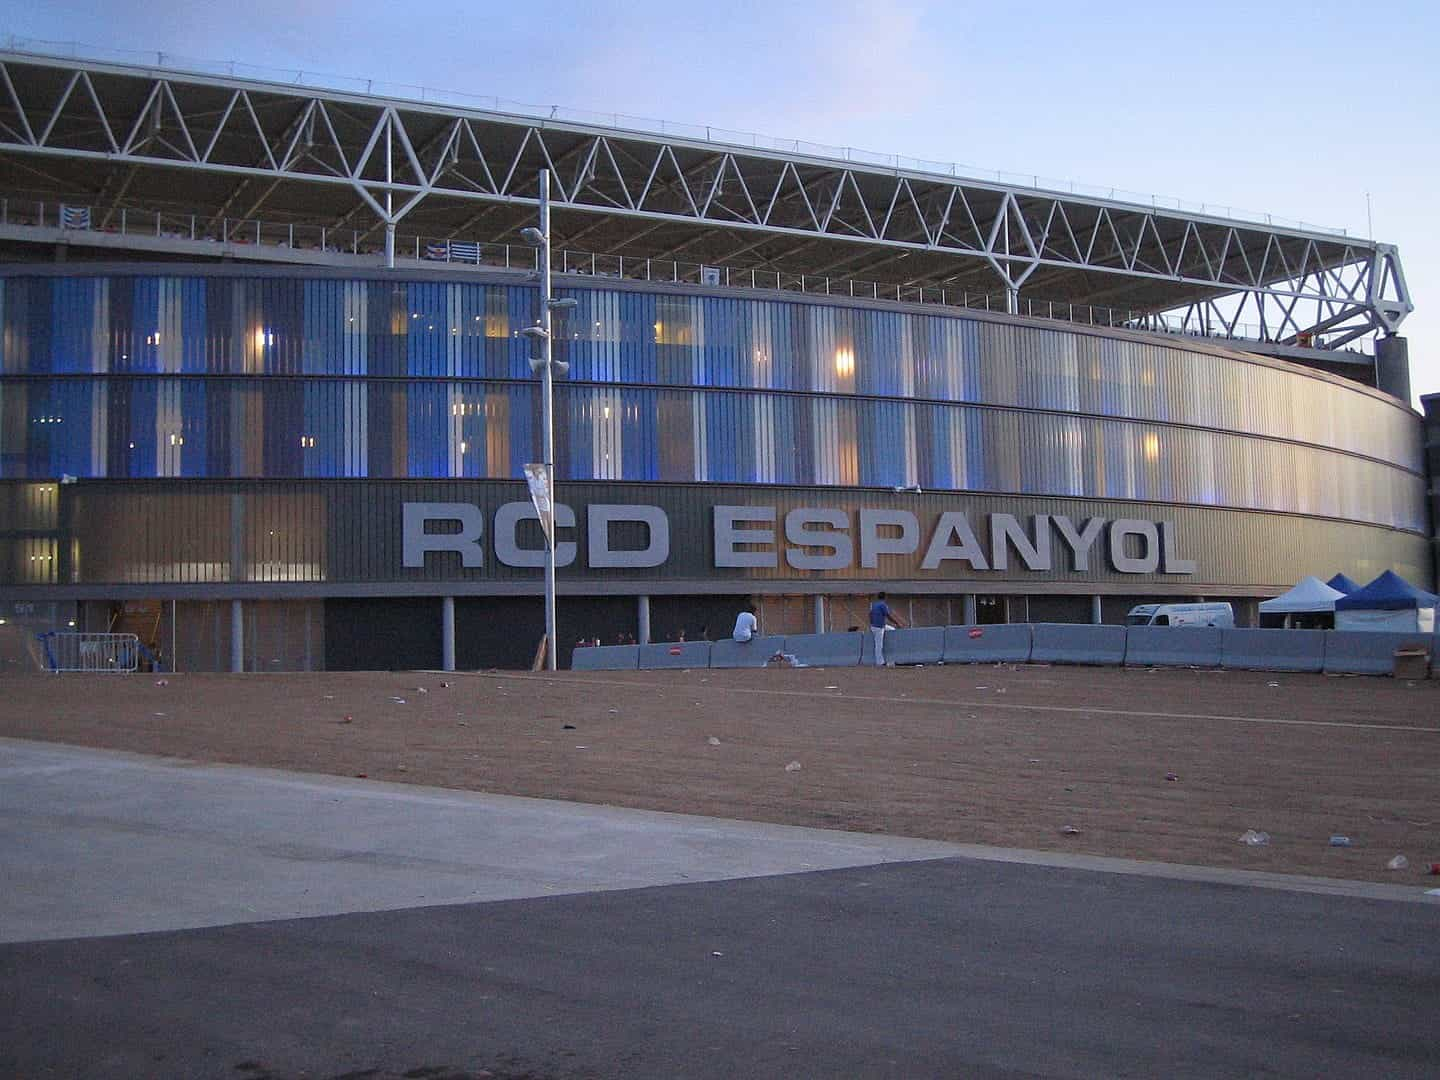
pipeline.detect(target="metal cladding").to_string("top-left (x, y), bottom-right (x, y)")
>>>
top-left (0, 266), bottom-right (1430, 599)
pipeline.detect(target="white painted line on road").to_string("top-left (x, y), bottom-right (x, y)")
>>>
top-left (473, 672), bottom-right (1440, 734)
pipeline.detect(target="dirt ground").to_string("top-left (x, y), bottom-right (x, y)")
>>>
top-left (2, 663), bottom-right (1438, 885)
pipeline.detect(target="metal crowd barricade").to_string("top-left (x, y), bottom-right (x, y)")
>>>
top-left (36, 632), bottom-right (141, 674)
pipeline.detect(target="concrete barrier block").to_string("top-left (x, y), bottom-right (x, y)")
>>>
top-left (638, 641), bottom-right (713, 670)
top-left (1220, 628), bottom-right (1325, 673)
top-left (879, 627), bottom-right (945, 665)
top-left (942, 624), bottom-right (1033, 664)
top-left (1124, 626), bottom-right (1222, 668)
top-left (709, 635), bottom-right (786, 669)
top-left (1323, 631), bottom-right (1435, 676)
top-left (781, 632), bottom-right (863, 668)
top-left (1030, 623), bottom-right (1126, 666)
top-left (570, 644), bottom-right (639, 671)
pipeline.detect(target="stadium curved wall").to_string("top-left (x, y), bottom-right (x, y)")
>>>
top-left (0, 265), bottom-right (1430, 597)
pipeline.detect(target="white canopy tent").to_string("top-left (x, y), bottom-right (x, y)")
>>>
top-left (1259, 576), bottom-right (1345, 615)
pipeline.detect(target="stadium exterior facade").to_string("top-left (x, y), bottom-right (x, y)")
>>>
top-left (0, 47), bottom-right (1432, 670)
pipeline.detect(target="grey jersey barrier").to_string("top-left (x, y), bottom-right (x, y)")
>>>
top-left (1125, 626), bottom-right (1222, 668)
top-left (1322, 631), bottom-right (1434, 676)
top-left (878, 627), bottom-right (945, 665)
top-left (638, 641), bottom-right (713, 670)
top-left (782, 631), bottom-right (864, 668)
top-left (710, 635), bottom-right (786, 669)
top-left (1030, 623), bottom-right (1128, 665)
top-left (942, 624), bottom-right (1033, 664)
top-left (571, 644), bottom-right (640, 671)
top-left (1220, 628), bottom-right (1325, 672)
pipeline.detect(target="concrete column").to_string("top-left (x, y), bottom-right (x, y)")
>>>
top-left (1375, 335), bottom-right (1411, 403)
top-left (814, 595), bottom-right (826, 635)
top-left (229, 599), bottom-right (244, 673)
top-left (1091, 595), bottom-right (1103, 624)
top-left (637, 595), bottom-right (651, 645)
top-left (384, 221), bottom-right (396, 269)
top-left (441, 596), bottom-right (455, 672)
top-left (1005, 287), bottom-right (1020, 315)
top-left (963, 594), bottom-right (978, 625)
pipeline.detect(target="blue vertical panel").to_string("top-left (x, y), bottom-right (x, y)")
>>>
top-left (860, 399), bottom-right (905, 488)
top-left (621, 387), bottom-right (657, 481)
top-left (406, 282), bottom-right (448, 376)
top-left (260, 380), bottom-right (304, 477)
top-left (20, 278), bottom-right (52, 374)
top-left (180, 379), bottom-right (208, 476)
top-left (178, 277), bottom-right (207, 373)
top-left (131, 278), bottom-right (163, 374)
top-left (302, 279), bottom-right (333, 374)
top-left (505, 284), bottom-right (536, 379)
top-left (50, 278), bottom-right (92, 373)
top-left (964, 407), bottom-right (990, 492)
top-left (704, 392), bottom-right (737, 483)
top-left (559, 384), bottom-right (593, 481)
top-left (126, 379), bottom-right (158, 477)
top-left (405, 381), bottom-right (447, 477)
top-left (925, 404), bottom-right (952, 490)
top-left (46, 382), bottom-right (89, 476)
top-left (506, 382), bottom-right (535, 477)
top-left (453, 284), bottom-right (487, 377)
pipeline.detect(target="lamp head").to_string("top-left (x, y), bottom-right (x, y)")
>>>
top-left (547, 297), bottom-right (579, 310)
top-left (519, 325), bottom-right (549, 339)
top-left (520, 227), bottom-right (545, 246)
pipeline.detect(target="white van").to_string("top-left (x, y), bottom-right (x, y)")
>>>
top-left (1126, 602), bottom-right (1234, 628)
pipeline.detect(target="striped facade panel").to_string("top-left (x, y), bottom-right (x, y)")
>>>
top-left (0, 272), bottom-right (1427, 544)
top-left (0, 377), bottom-right (1426, 532)
top-left (1, 479), bottom-right (1429, 594)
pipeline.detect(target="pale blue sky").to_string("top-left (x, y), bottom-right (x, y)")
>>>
top-left (4, 0), bottom-right (1437, 403)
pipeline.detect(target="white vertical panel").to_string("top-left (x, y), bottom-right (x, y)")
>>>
top-left (446, 283), bottom-right (462, 376)
top-left (592, 387), bottom-right (622, 480)
top-left (345, 281), bottom-right (368, 375)
top-left (691, 394), bottom-right (707, 481)
top-left (902, 403), bottom-right (918, 487)
top-left (90, 381), bottom-right (107, 476)
top-left (345, 381), bottom-right (367, 477)
top-left (91, 278), bottom-right (110, 373)
top-left (448, 384), bottom-right (465, 477)
top-left (155, 379), bottom-right (182, 476)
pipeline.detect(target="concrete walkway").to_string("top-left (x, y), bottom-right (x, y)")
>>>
top-left (4, 737), bottom-right (1440, 1079)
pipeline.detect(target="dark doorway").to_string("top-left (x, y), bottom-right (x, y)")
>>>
top-left (649, 595), bottom-right (752, 645)
top-left (325, 598), bottom-right (442, 671)
top-left (456, 596), bottom-right (638, 670)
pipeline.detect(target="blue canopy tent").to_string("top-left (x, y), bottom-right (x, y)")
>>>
top-left (1326, 573), bottom-right (1362, 595)
top-left (1333, 571), bottom-right (1437, 633)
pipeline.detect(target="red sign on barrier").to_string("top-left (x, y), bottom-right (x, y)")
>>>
top-left (968, 627), bottom-right (983, 639)
top-left (668, 646), bottom-right (682, 655)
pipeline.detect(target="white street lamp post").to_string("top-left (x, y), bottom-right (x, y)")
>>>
top-left (520, 170), bottom-right (574, 671)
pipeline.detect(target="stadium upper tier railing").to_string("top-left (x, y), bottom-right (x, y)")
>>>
top-left (6, 197), bottom-right (1359, 351)
top-left (0, 36), bottom-right (1347, 237)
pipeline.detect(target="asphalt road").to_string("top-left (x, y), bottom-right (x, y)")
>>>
top-left (2, 740), bottom-right (1438, 1079)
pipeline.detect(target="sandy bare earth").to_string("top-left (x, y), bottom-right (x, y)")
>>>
top-left (1, 663), bottom-right (1437, 885)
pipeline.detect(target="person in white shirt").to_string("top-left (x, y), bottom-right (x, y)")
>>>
top-left (732, 608), bottom-right (758, 643)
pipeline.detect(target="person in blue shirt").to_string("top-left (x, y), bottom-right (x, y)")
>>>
top-left (869, 592), bottom-right (905, 666)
